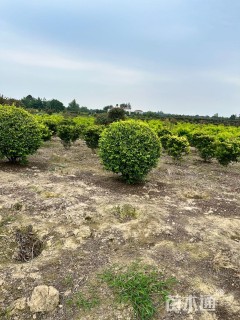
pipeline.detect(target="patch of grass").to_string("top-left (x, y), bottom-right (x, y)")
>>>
top-left (112, 204), bottom-right (138, 222)
top-left (66, 290), bottom-right (100, 311)
top-left (99, 262), bottom-right (176, 320)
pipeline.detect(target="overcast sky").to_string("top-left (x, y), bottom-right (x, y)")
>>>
top-left (0, 0), bottom-right (240, 116)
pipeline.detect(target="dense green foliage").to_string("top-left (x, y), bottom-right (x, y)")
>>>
top-left (21, 95), bottom-right (65, 113)
top-left (38, 123), bottom-right (53, 141)
top-left (159, 134), bottom-right (171, 150)
top-left (83, 125), bottom-right (103, 150)
top-left (36, 114), bottom-right (64, 135)
top-left (215, 140), bottom-right (240, 166)
top-left (148, 120), bottom-right (240, 166)
top-left (99, 120), bottom-right (161, 183)
top-left (67, 99), bottom-right (80, 112)
top-left (0, 107), bottom-right (238, 167)
top-left (156, 128), bottom-right (172, 137)
top-left (73, 116), bottom-right (95, 136)
top-left (165, 135), bottom-right (190, 161)
top-left (57, 125), bottom-right (80, 149)
top-left (108, 107), bottom-right (126, 122)
top-left (191, 133), bottom-right (216, 161)
top-left (94, 113), bottom-right (111, 125)
top-left (0, 105), bottom-right (42, 162)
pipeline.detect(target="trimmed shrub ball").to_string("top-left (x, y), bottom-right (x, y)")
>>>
top-left (99, 120), bottom-right (161, 184)
top-left (0, 105), bottom-right (42, 163)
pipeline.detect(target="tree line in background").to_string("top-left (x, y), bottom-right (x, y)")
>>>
top-left (0, 94), bottom-right (104, 114)
top-left (0, 93), bottom-right (239, 126)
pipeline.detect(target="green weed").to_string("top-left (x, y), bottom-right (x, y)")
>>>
top-left (112, 204), bottom-right (138, 222)
top-left (99, 262), bottom-right (176, 320)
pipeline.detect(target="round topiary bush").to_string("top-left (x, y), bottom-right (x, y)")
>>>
top-left (99, 120), bottom-right (161, 184)
top-left (83, 125), bottom-right (104, 151)
top-left (215, 139), bottom-right (240, 166)
top-left (165, 135), bottom-right (190, 161)
top-left (0, 105), bottom-right (42, 163)
top-left (192, 134), bottom-right (216, 162)
top-left (57, 124), bottom-right (80, 149)
top-left (38, 123), bottom-right (53, 141)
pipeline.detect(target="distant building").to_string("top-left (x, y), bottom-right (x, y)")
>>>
top-left (134, 110), bottom-right (144, 114)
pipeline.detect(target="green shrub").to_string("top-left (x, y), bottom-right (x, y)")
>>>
top-left (0, 105), bottom-right (42, 163)
top-left (83, 125), bottom-right (103, 151)
top-left (99, 120), bottom-right (161, 184)
top-left (57, 125), bottom-right (80, 149)
top-left (157, 128), bottom-right (173, 151)
top-left (71, 126), bottom-right (81, 143)
top-left (42, 118), bottom-right (59, 135)
top-left (159, 134), bottom-right (172, 150)
top-left (157, 128), bottom-right (172, 137)
top-left (108, 107), bottom-right (125, 122)
top-left (190, 132), bottom-right (204, 147)
top-left (38, 123), bottom-right (53, 141)
top-left (215, 140), bottom-right (240, 166)
top-left (192, 134), bottom-right (216, 162)
top-left (166, 135), bottom-right (190, 161)
top-left (95, 113), bottom-right (111, 125)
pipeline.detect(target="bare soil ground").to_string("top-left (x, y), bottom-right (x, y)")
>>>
top-left (0, 138), bottom-right (239, 320)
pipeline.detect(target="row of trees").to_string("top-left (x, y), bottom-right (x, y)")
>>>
top-left (0, 105), bottom-right (239, 182)
top-left (1, 93), bottom-right (239, 125)
top-left (131, 111), bottom-right (240, 126)
top-left (0, 94), bottom-right (131, 115)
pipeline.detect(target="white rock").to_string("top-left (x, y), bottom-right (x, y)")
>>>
top-left (28, 285), bottom-right (59, 312)
top-left (12, 297), bottom-right (27, 311)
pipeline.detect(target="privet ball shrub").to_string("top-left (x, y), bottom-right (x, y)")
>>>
top-left (188, 131), bottom-right (203, 146)
top-left (0, 105), bottom-right (42, 163)
top-left (157, 128), bottom-right (172, 137)
top-left (83, 125), bottom-right (103, 151)
top-left (159, 134), bottom-right (172, 150)
top-left (99, 120), bottom-right (161, 184)
top-left (38, 123), bottom-right (53, 141)
top-left (71, 126), bottom-right (81, 143)
top-left (57, 125), bottom-right (80, 149)
top-left (215, 140), bottom-right (240, 166)
top-left (42, 118), bottom-right (59, 135)
top-left (192, 133), bottom-right (216, 162)
top-left (166, 135), bottom-right (190, 161)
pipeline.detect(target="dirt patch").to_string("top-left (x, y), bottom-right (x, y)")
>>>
top-left (13, 225), bottom-right (44, 262)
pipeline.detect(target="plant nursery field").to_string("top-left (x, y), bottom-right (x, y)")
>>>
top-left (0, 136), bottom-right (239, 320)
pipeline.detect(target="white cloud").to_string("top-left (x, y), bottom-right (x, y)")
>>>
top-left (0, 47), bottom-right (148, 84)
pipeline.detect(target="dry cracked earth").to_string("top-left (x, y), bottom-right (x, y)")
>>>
top-left (0, 138), bottom-right (239, 320)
